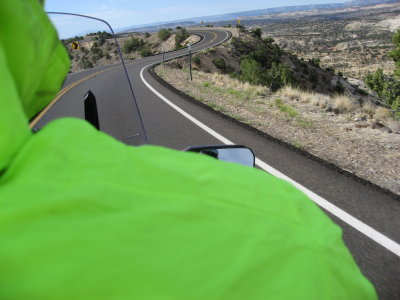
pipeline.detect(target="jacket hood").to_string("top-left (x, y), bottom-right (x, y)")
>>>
top-left (0, 0), bottom-right (70, 171)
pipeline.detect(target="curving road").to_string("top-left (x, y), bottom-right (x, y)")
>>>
top-left (32, 29), bottom-right (399, 299)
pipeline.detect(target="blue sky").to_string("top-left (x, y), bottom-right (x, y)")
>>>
top-left (46, 0), bottom-right (346, 29)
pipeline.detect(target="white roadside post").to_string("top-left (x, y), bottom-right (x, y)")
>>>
top-left (188, 43), bottom-right (193, 81)
top-left (162, 45), bottom-right (165, 65)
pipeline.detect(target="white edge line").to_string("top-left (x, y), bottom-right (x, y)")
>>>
top-left (139, 61), bottom-right (400, 258)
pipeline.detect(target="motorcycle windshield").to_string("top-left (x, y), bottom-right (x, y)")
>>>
top-left (38, 12), bottom-right (147, 145)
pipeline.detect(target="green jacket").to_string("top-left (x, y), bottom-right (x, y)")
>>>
top-left (0, 0), bottom-right (376, 299)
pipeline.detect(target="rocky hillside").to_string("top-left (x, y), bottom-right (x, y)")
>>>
top-left (167, 29), bottom-right (365, 98)
top-left (62, 28), bottom-right (199, 73)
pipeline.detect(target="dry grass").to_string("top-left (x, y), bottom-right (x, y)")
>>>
top-left (278, 86), bottom-right (315, 103)
top-left (278, 86), bottom-right (302, 101)
top-left (374, 107), bottom-right (392, 120)
top-left (333, 95), bottom-right (359, 113)
top-left (278, 86), bottom-right (331, 109)
top-left (209, 73), bottom-right (268, 97)
top-left (362, 101), bottom-right (376, 119)
top-left (311, 94), bottom-right (331, 109)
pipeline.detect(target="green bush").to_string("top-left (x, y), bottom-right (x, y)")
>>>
top-left (274, 98), bottom-right (298, 117)
top-left (389, 30), bottom-right (400, 77)
top-left (158, 29), bottom-right (170, 41)
top-left (193, 55), bottom-right (201, 65)
top-left (79, 58), bottom-right (93, 70)
top-left (233, 35), bottom-right (293, 91)
top-left (309, 70), bottom-right (319, 84)
top-left (144, 32), bottom-right (150, 38)
top-left (365, 68), bottom-right (400, 110)
top-left (334, 81), bottom-right (345, 94)
top-left (240, 58), bottom-right (263, 85)
top-left (175, 27), bottom-right (189, 49)
top-left (252, 28), bottom-right (262, 39)
top-left (309, 58), bottom-right (320, 67)
top-left (266, 62), bottom-right (294, 91)
top-left (140, 48), bottom-right (152, 57)
top-left (212, 57), bottom-right (227, 72)
top-left (123, 37), bottom-right (145, 54)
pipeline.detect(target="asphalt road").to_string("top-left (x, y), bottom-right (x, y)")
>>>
top-left (33, 29), bottom-right (400, 299)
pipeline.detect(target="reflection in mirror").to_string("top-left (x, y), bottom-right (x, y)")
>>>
top-left (184, 145), bottom-right (255, 167)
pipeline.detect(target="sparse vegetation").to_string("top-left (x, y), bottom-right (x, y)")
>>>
top-left (193, 55), bottom-right (201, 65)
top-left (153, 8), bottom-right (400, 194)
top-left (252, 28), bottom-right (262, 39)
top-left (212, 57), bottom-right (227, 72)
top-left (274, 98), bottom-right (298, 118)
top-left (231, 36), bottom-right (295, 91)
top-left (333, 95), bottom-right (358, 113)
top-left (140, 47), bottom-right (152, 57)
top-left (123, 37), bottom-right (145, 54)
top-left (374, 106), bottom-right (392, 120)
top-left (175, 27), bottom-right (190, 49)
top-left (158, 28), bottom-right (171, 41)
top-left (362, 101), bottom-right (376, 119)
top-left (292, 141), bottom-right (303, 148)
top-left (365, 35), bottom-right (400, 112)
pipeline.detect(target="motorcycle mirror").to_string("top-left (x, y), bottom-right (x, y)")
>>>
top-left (184, 145), bottom-right (255, 167)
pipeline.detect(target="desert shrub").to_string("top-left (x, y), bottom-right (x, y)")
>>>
top-left (145, 32), bottom-right (150, 38)
top-left (140, 48), bottom-right (152, 57)
top-left (266, 62), bottom-right (293, 91)
top-left (362, 101), bottom-right (376, 119)
top-left (365, 30), bottom-right (400, 110)
top-left (252, 28), bottom-right (262, 39)
top-left (158, 29), bottom-right (170, 41)
top-left (236, 24), bottom-right (246, 32)
top-left (240, 58), bottom-right (263, 85)
top-left (79, 58), bottom-right (93, 70)
top-left (123, 37), bottom-right (145, 54)
top-left (389, 30), bottom-right (400, 77)
top-left (278, 86), bottom-right (316, 103)
top-left (374, 107), bottom-right (392, 120)
top-left (212, 57), bottom-right (227, 72)
top-left (333, 81), bottom-right (345, 94)
top-left (333, 95), bottom-right (358, 113)
top-left (325, 66), bottom-right (335, 73)
top-left (193, 55), bottom-right (201, 65)
top-left (175, 27), bottom-right (189, 49)
top-left (105, 53), bottom-right (111, 60)
top-left (279, 86), bottom-right (302, 101)
top-left (206, 47), bottom-right (216, 54)
top-left (309, 69), bottom-right (319, 84)
top-left (309, 58), bottom-right (320, 67)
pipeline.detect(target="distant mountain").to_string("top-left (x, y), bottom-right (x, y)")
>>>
top-left (120, 21), bottom-right (196, 33)
top-left (117, 0), bottom-right (400, 32)
top-left (345, 0), bottom-right (399, 5)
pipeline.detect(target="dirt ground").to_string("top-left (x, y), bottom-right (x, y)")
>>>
top-left (155, 65), bottom-right (400, 195)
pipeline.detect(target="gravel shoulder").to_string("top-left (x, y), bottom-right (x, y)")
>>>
top-left (155, 65), bottom-right (400, 195)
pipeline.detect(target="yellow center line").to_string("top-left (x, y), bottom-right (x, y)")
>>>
top-left (29, 64), bottom-right (123, 128)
